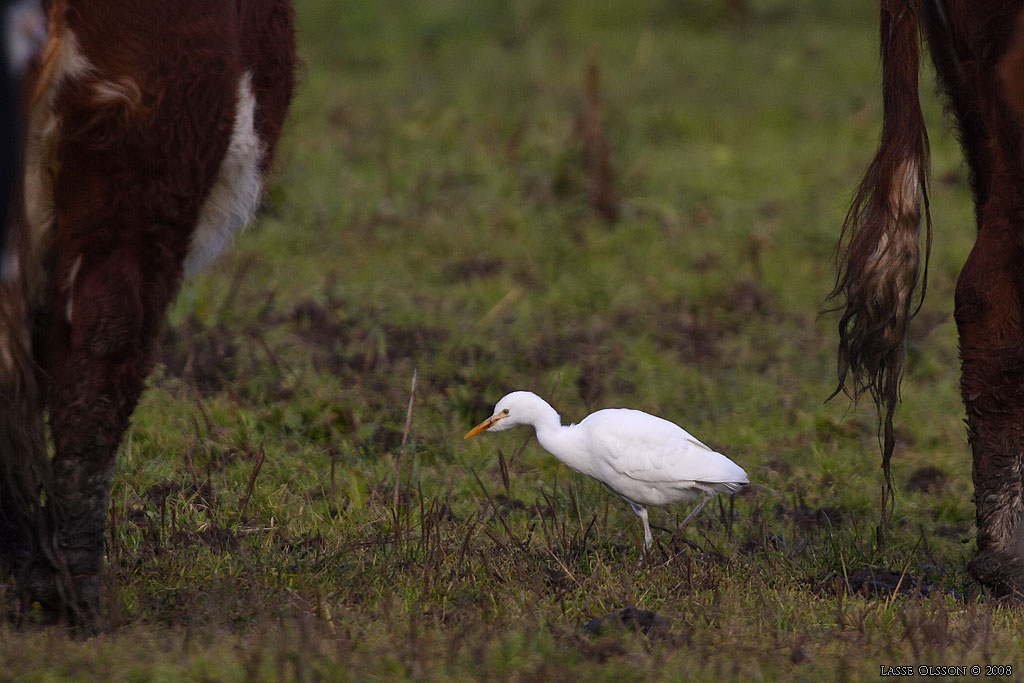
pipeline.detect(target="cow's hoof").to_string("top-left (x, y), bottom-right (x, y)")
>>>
top-left (968, 546), bottom-right (1024, 599)
top-left (16, 561), bottom-right (102, 635)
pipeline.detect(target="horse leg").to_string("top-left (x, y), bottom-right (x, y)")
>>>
top-left (956, 198), bottom-right (1024, 596)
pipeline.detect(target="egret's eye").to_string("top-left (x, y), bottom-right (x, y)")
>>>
top-left (502, 409), bottom-right (510, 415)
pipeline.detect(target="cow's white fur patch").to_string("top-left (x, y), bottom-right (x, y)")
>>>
top-left (185, 72), bottom-right (264, 277)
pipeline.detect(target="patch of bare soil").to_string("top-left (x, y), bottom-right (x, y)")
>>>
top-left (613, 279), bottom-right (783, 367)
top-left (289, 297), bottom-right (448, 376)
top-left (775, 503), bottom-right (843, 534)
top-left (583, 606), bottom-right (671, 638)
top-left (906, 466), bottom-right (948, 495)
top-left (144, 479), bottom-right (217, 509)
top-left (157, 317), bottom-right (239, 395)
top-left (523, 322), bottom-right (634, 406)
top-left (839, 569), bottom-right (959, 600)
top-left (443, 257), bottom-right (503, 283)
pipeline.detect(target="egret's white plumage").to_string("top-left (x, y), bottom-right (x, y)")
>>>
top-left (464, 391), bottom-right (749, 550)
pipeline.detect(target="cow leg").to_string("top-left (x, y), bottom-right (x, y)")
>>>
top-left (22, 247), bottom-right (176, 631)
top-left (955, 199), bottom-right (1024, 596)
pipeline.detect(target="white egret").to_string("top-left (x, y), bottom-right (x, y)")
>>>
top-left (464, 391), bottom-right (748, 550)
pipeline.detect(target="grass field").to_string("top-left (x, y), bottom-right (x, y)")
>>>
top-left (4, 0), bottom-right (1021, 679)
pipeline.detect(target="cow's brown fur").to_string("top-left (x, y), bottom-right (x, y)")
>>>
top-left (0, 0), bottom-right (294, 631)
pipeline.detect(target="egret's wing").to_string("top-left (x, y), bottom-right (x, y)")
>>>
top-left (582, 409), bottom-right (747, 486)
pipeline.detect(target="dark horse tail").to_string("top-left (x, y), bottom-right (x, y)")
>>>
top-left (829, 0), bottom-right (931, 491)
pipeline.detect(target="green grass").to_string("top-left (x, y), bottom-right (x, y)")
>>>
top-left (4, 0), bottom-right (1021, 679)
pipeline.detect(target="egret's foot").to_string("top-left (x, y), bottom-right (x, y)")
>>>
top-left (637, 528), bottom-right (658, 567)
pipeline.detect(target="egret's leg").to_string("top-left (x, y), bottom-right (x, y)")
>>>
top-left (678, 493), bottom-right (713, 531)
top-left (630, 503), bottom-right (654, 550)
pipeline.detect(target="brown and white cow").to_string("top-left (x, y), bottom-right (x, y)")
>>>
top-left (0, 0), bottom-right (294, 631)
top-left (832, 0), bottom-right (1024, 596)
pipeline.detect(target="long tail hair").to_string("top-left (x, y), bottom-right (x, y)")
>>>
top-left (828, 0), bottom-right (932, 493)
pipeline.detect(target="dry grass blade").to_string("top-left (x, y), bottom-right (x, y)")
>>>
top-left (329, 447), bottom-right (337, 503)
top-left (238, 441), bottom-right (266, 519)
top-left (577, 51), bottom-right (619, 221)
top-left (885, 536), bottom-right (924, 610)
top-left (580, 513), bottom-right (597, 551)
top-left (254, 328), bottom-right (293, 377)
top-left (497, 447), bottom-right (510, 495)
top-left (469, 466), bottom-right (497, 514)
top-left (191, 397), bottom-right (216, 443)
top-left (393, 368), bottom-right (418, 511)
top-left (457, 512), bottom-right (481, 569)
top-left (218, 253), bottom-right (256, 318)
top-left (508, 432), bottom-right (532, 468)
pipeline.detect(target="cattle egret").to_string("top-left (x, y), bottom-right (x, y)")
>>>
top-left (464, 391), bottom-right (748, 550)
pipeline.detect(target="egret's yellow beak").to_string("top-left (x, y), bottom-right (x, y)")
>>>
top-left (464, 414), bottom-right (504, 439)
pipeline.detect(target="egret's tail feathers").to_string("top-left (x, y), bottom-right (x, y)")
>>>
top-left (700, 480), bottom-right (748, 495)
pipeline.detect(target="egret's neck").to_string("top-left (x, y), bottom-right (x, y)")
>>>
top-left (526, 399), bottom-right (562, 440)
top-left (531, 409), bottom-right (593, 477)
